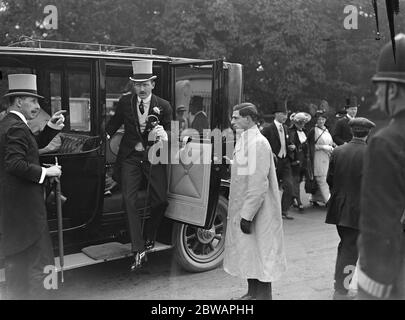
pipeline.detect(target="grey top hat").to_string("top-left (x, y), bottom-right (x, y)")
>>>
top-left (3, 74), bottom-right (44, 99)
top-left (129, 60), bottom-right (157, 82)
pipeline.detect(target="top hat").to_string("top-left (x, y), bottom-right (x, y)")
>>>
top-left (3, 74), bottom-right (44, 99)
top-left (129, 60), bottom-right (157, 82)
top-left (344, 97), bottom-right (358, 109)
top-left (272, 101), bottom-right (288, 114)
top-left (190, 95), bottom-right (204, 108)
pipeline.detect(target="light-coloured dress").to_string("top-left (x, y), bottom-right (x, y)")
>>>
top-left (312, 126), bottom-right (334, 203)
top-left (223, 126), bottom-right (287, 282)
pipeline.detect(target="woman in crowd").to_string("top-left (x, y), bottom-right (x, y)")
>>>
top-left (288, 112), bottom-right (311, 211)
top-left (307, 110), bottom-right (334, 206)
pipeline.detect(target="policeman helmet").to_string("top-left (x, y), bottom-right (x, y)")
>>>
top-left (372, 33), bottom-right (405, 84)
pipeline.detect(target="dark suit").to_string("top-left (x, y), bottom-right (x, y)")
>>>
top-left (106, 93), bottom-right (172, 252)
top-left (333, 116), bottom-right (353, 146)
top-left (262, 122), bottom-right (293, 213)
top-left (358, 114), bottom-right (405, 299)
top-left (326, 138), bottom-right (366, 293)
top-left (0, 112), bottom-right (59, 299)
top-left (191, 111), bottom-right (209, 134)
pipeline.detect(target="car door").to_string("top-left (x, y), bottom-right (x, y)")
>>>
top-left (165, 60), bottom-right (224, 228)
top-left (38, 60), bottom-right (104, 234)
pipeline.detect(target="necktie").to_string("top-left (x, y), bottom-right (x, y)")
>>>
top-left (139, 100), bottom-right (144, 115)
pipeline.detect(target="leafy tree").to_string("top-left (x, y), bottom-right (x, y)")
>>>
top-left (0, 0), bottom-right (404, 118)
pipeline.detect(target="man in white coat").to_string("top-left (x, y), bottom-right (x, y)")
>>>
top-left (224, 102), bottom-right (287, 300)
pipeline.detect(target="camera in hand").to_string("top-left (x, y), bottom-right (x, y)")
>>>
top-left (145, 115), bottom-right (160, 143)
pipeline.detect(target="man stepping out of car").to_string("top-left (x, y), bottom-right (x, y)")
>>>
top-left (106, 60), bottom-right (172, 270)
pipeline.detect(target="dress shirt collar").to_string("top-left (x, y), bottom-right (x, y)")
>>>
top-left (241, 124), bottom-right (260, 138)
top-left (274, 119), bottom-right (283, 128)
top-left (137, 94), bottom-right (152, 104)
top-left (9, 110), bottom-right (28, 125)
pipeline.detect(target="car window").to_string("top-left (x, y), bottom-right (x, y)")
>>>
top-left (68, 67), bottom-right (91, 132)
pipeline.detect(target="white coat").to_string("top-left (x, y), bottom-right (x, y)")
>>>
top-left (223, 126), bottom-right (287, 282)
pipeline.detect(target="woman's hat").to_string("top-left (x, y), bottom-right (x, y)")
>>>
top-left (3, 74), bottom-right (44, 99)
top-left (314, 109), bottom-right (327, 119)
top-left (292, 112), bottom-right (311, 123)
top-left (129, 60), bottom-right (157, 82)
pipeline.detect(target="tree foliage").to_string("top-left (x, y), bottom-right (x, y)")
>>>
top-left (0, 0), bottom-right (404, 115)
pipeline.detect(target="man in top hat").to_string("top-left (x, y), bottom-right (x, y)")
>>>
top-left (262, 102), bottom-right (296, 220)
top-left (0, 74), bottom-right (65, 299)
top-left (332, 97), bottom-right (358, 146)
top-left (105, 60), bottom-right (172, 270)
top-left (357, 34), bottom-right (405, 299)
top-left (325, 117), bottom-right (375, 300)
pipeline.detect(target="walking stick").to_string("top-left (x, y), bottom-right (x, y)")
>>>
top-left (54, 156), bottom-right (64, 283)
top-left (141, 116), bottom-right (159, 236)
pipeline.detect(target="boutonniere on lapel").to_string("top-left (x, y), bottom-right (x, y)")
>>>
top-left (152, 107), bottom-right (161, 115)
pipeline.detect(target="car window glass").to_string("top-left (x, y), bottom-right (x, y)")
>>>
top-left (68, 67), bottom-right (91, 132)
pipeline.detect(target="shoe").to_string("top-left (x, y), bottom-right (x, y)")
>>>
top-left (130, 250), bottom-right (148, 271)
top-left (231, 293), bottom-right (254, 300)
top-left (298, 204), bottom-right (304, 212)
top-left (282, 213), bottom-right (294, 220)
top-left (145, 239), bottom-right (155, 251)
top-left (310, 200), bottom-right (320, 207)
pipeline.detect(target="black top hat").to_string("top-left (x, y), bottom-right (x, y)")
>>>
top-left (344, 97), bottom-right (358, 109)
top-left (189, 95), bottom-right (204, 112)
top-left (272, 101), bottom-right (288, 114)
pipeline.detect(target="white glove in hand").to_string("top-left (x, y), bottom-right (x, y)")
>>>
top-left (152, 125), bottom-right (168, 141)
top-left (47, 110), bottom-right (66, 130)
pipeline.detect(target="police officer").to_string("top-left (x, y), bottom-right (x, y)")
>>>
top-left (326, 117), bottom-right (375, 300)
top-left (357, 33), bottom-right (405, 299)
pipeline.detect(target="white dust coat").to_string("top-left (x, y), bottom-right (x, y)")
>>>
top-left (223, 125), bottom-right (287, 282)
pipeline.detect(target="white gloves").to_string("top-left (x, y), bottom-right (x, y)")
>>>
top-left (47, 110), bottom-right (66, 130)
top-left (150, 125), bottom-right (168, 142)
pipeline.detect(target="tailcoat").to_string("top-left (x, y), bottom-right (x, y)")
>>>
top-left (0, 112), bottom-right (58, 256)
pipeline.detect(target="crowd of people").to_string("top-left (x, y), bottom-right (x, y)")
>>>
top-left (260, 98), bottom-right (356, 219)
top-left (224, 35), bottom-right (405, 301)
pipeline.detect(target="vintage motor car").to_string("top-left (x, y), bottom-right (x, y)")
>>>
top-left (0, 39), bottom-right (243, 281)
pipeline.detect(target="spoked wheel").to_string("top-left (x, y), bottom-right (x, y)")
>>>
top-left (172, 196), bottom-right (228, 272)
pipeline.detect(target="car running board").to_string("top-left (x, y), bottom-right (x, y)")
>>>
top-left (0, 241), bottom-right (173, 283)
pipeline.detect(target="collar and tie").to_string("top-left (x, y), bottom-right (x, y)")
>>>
top-left (139, 99), bottom-right (145, 115)
top-left (278, 124), bottom-right (287, 158)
